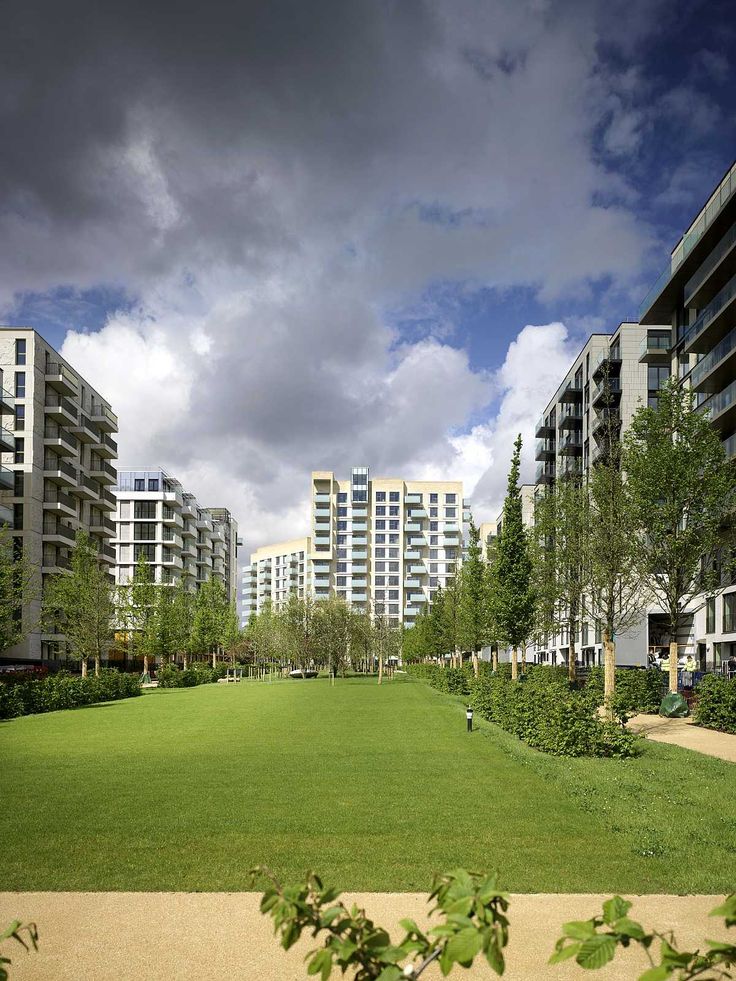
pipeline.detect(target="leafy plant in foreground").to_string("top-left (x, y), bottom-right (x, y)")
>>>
top-left (0, 920), bottom-right (38, 980)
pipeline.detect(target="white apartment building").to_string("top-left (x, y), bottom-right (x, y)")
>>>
top-left (311, 467), bottom-right (467, 625)
top-left (240, 536), bottom-right (311, 625)
top-left (114, 469), bottom-right (239, 602)
top-left (0, 327), bottom-right (118, 664)
top-left (532, 321), bottom-right (671, 668)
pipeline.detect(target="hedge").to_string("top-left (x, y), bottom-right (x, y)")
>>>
top-left (156, 662), bottom-right (229, 688)
top-left (0, 669), bottom-right (141, 720)
top-left (694, 675), bottom-right (736, 734)
top-left (585, 667), bottom-right (665, 715)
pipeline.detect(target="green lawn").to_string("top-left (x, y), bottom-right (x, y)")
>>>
top-left (1, 676), bottom-right (735, 893)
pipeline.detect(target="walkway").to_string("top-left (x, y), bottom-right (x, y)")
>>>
top-left (0, 891), bottom-right (730, 980)
top-left (629, 714), bottom-right (736, 763)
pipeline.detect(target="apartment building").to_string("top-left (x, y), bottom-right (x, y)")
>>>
top-left (311, 467), bottom-right (467, 626)
top-left (639, 158), bottom-right (736, 671)
top-left (240, 537), bottom-right (311, 625)
top-left (532, 322), bottom-right (671, 667)
top-left (114, 469), bottom-right (239, 602)
top-left (0, 327), bottom-right (118, 664)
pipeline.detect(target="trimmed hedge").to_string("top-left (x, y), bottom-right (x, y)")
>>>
top-left (694, 675), bottom-right (736, 734)
top-left (157, 662), bottom-right (229, 688)
top-left (585, 667), bottom-right (665, 715)
top-left (0, 669), bottom-right (141, 720)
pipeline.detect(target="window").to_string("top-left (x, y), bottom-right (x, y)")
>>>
top-left (388, 548), bottom-right (398, 559)
top-left (445, 507), bottom-right (456, 518)
top-left (337, 520), bottom-right (347, 531)
top-left (374, 589), bottom-right (385, 600)
top-left (338, 492), bottom-right (347, 503)
top-left (15, 339), bottom-right (26, 365)
top-left (389, 561), bottom-right (399, 572)
top-left (389, 534), bottom-right (399, 545)
top-left (723, 594), bottom-right (736, 633)
top-left (430, 534), bottom-right (438, 545)
top-left (389, 505), bottom-right (399, 516)
top-left (337, 562), bottom-right (346, 573)
top-left (430, 506), bottom-right (438, 518)
top-left (336, 534), bottom-right (346, 545)
top-left (430, 493), bottom-right (438, 504)
top-left (445, 493), bottom-right (456, 504)
top-left (430, 576), bottom-right (438, 587)
top-left (430, 549), bottom-right (438, 560)
top-left (337, 506), bottom-right (347, 517)
top-left (388, 576), bottom-right (399, 586)
top-left (134, 501), bottom-right (156, 519)
top-left (337, 548), bottom-right (347, 559)
top-left (13, 503), bottom-right (23, 529)
top-left (14, 373), bottom-right (25, 398)
top-left (389, 520), bottom-right (399, 530)
top-left (375, 547), bottom-right (385, 558)
top-left (13, 472), bottom-right (24, 497)
top-left (375, 576), bottom-right (385, 586)
top-left (375, 561), bottom-right (385, 572)
top-left (706, 597), bottom-right (716, 634)
top-left (388, 589), bottom-right (399, 600)
top-left (375, 603), bottom-right (385, 615)
top-left (134, 478), bottom-right (145, 491)
top-left (134, 544), bottom-right (155, 561)
top-left (375, 533), bottom-right (385, 544)
top-left (13, 438), bottom-right (23, 464)
top-left (430, 562), bottom-right (438, 573)
top-left (12, 404), bottom-right (24, 432)
top-left (389, 604), bottom-right (399, 615)
top-left (353, 489), bottom-right (367, 502)
top-left (648, 365), bottom-right (670, 391)
top-left (148, 478), bottom-right (159, 491)
top-left (389, 491), bottom-right (399, 502)
top-left (430, 521), bottom-right (438, 531)
top-left (337, 576), bottom-right (346, 587)
top-left (375, 519), bottom-right (385, 530)
top-left (375, 491), bottom-right (386, 502)
top-left (445, 547), bottom-right (456, 559)
top-left (375, 505), bottom-right (385, 516)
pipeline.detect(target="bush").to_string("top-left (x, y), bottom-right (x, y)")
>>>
top-left (467, 675), bottom-right (638, 758)
top-left (586, 667), bottom-right (664, 715)
top-left (0, 669), bottom-right (141, 720)
top-left (694, 675), bottom-right (736, 734)
top-left (157, 662), bottom-right (222, 688)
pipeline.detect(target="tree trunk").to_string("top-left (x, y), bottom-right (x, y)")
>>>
top-left (455, 647), bottom-right (461, 670)
top-left (492, 646), bottom-right (498, 672)
top-left (603, 629), bottom-right (616, 722)
top-left (94, 654), bottom-right (100, 677)
top-left (81, 657), bottom-right (88, 678)
top-left (669, 637), bottom-right (679, 695)
top-left (212, 648), bottom-right (217, 670)
top-left (143, 653), bottom-right (149, 676)
top-left (568, 615), bottom-right (576, 683)
top-left (378, 652), bottom-right (383, 685)
top-left (472, 650), bottom-right (479, 679)
top-left (183, 653), bottom-right (188, 670)
top-left (511, 646), bottom-right (518, 680)
top-left (521, 647), bottom-right (526, 674)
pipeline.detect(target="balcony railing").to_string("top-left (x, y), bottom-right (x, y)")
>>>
top-left (690, 325), bottom-right (736, 390)
top-left (638, 333), bottom-right (670, 359)
top-left (45, 393), bottom-right (79, 421)
top-left (43, 488), bottom-right (76, 511)
top-left (681, 269), bottom-right (736, 352)
top-left (45, 362), bottom-right (78, 391)
top-left (44, 426), bottom-right (78, 452)
top-left (684, 219), bottom-right (736, 305)
top-left (44, 457), bottom-right (77, 481)
top-left (698, 378), bottom-right (736, 422)
top-left (43, 521), bottom-right (76, 542)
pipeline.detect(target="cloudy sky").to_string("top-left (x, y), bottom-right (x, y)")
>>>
top-left (3, 0), bottom-right (735, 558)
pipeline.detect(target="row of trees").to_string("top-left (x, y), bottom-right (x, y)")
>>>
top-left (425, 379), bottom-right (735, 718)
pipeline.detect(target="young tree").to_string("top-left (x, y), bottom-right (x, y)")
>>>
top-left (458, 518), bottom-right (491, 677)
top-left (441, 575), bottom-right (463, 669)
top-left (281, 593), bottom-right (317, 673)
top-left (587, 395), bottom-right (646, 718)
top-left (624, 379), bottom-right (736, 693)
top-left (42, 531), bottom-right (115, 677)
top-left (372, 609), bottom-right (401, 684)
top-left (493, 435), bottom-right (535, 679)
top-left (192, 575), bottom-right (229, 667)
top-left (222, 602), bottom-right (241, 664)
top-left (314, 595), bottom-right (352, 679)
top-left (126, 552), bottom-right (157, 676)
top-left (170, 575), bottom-right (196, 668)
top-left (0, 527), bottom-right (36, 654)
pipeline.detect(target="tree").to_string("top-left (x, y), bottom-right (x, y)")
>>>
top-left (441, 575), bottom-right (463, 669)
top-left (624, 379), bottom-right (736, 693)
top-left (281, 593), bottom-right (317, 673)
top-left (170, 575), bottom-right (196, 668)
top-left (42, 531), bottom-right (115, 677)
top-left (126, 552), bottom-right (157, 676)
top-left (192, 575), bottom-right (229, 667)
top-left (222, 602), bottom-right (241, 664)
top-left (533, 480), bottom-right (590, 681)
top-left (0, 527), bottom-right (36, 654)
top-left (458, 518), bottom-right (491, 677)
top-left (314, 595), bottom-right (353, 678)
top-left (372, 608), bottom-right (401, 684)
top-left (493, 435), bottom-right (535, 679)
top-left (587, 393), bottom-right (646, 718)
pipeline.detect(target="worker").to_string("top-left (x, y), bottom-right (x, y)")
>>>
top-left (684, 654), bottom-right (697, 672)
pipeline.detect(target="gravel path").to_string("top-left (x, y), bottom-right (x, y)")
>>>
top-left (0, 892), bottom-right (730, 980)
top-left (629, 714), bottom-right (736, 763)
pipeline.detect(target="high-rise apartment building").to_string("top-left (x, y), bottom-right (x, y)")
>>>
top-left (532, 322), bottom-right (671, 667)
top-left (310, 467), bottom-right (467, 625)
top-left (639, 158), bottom-right (736, 671)
top-left (113, 469), bottom-right (240, 603)
top-left (240, 537), bottom-right (311, 625)
top-left (0, 327), bottom-right (118, 664)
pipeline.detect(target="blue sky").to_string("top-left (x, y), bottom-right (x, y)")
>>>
top-left (2, 0), bottom-right (736, 551)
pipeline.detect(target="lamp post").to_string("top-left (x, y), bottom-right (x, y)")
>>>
top-left (466, 705), bottom-right (473, 732)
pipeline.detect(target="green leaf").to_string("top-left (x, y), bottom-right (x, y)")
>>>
top-left (548, 943), bottom-right (580, 965)
top-left (602, 897), bottom-right (631, 926)
top-left (575, 935), bottom-right (617, 970)
top-left (444, 927), bottom-right (483, 966)
top-left (612, 916), bottom-right (646, 940)
top-left (710, 895), bottom-right (736, 927)
top-left (376, 967), bottom-right (402, 981)
top-left (637, 966), bottom-right (673, 981)
top-left (562, 920), bottom-right (597, 941)
top-left (484, 938), bottom-right (505, 976)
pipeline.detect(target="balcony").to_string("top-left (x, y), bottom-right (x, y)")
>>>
top-left (313, 504), bottom-right (331, 518)
top-left (43, 488), bottom-right (77, 518)
top-left (722, 433), bottom-right (736, 459)
top-left (314, 492), bottom-right (331, 504)
top-left (536, 462), bottom-right (555, 485)
top-left (42, 553), bottom-right (72, 575)
top-left (638, 332), bottom-right (671, 364)
top-left (535, 439), bottom-right (555, 462)
top-left (682, 269), bottom-right (736, 355)
top-left (689, 325), bottom-right (736, 393)
top-left (352, 563), bottom-right (367, 574)
top-left (408, 564), bottom-right (426, 575)
top-left (404, 577), bottom-right (421, 588)
top-left (559, 458), bottom-right (583, 481)
top-left (535, 416), bottom-right (555, 438)
top-left (0, 426), bottom-right (15, 454)
top-left (404, 549), bottom-right (420, 560)
top-left (558, 380), bottom-right (582, 402)
top-left (592, 351), bottom-right (622, 381)
top-left (161, 507), bottom-right (183, 526)
top-left (0, 389), bottom-right (13, 413)
top-left (71, 474), bottom-right (101, 501)
top-left (89, 515), bottom-right (116, 536)
top-left (70, 416), bottom-right (99, 443)
top-left (161, 553), bottom-right (184, 570)
top-left (405, 493), bottom-right (423, 505)
top-left (181, 522), bottom-right (197, 539)
top-left (45, 393), bottom-right (78, 426)
top-left (558, 432), bottom-right (582, 456)
top-left (44, 457), bottom-right (77, 487)
top-left (352, 521), bottom-right (368, 533)
top-left (43, 521), bottom-right (77, 544)
top-left (591, 409), bottom-right (620, 439)
top-left (44, 426), bottom-right (78, 455)
top-left (0, 504), bottom-right (13, 528)
top-left (444, 522), bottom-right (459, 533)
top-left (351, 549), bottom-right (368, 559)
top-left (0, 466), bottom-right (13, 491)
top-left (557, 404), bottom-right (583, 428)
top-left (89, 460), bottom-right (117, 484)
top-left (87, 401), bottom-right (118, 432)
top-left (404, 522), bottom-right (421, 533)
top-left (45, 362), bottom-right (78, 396)
top-left (592, 378), bottom-right (622, 408)
top-left (351, 592), bottom-right (367, 602)
top-left (408, 507), bottom-right (427, 520)
top-left (93, 432), bottom-right (118, 459)
top-left (698, 378), bottom-right (736, 435)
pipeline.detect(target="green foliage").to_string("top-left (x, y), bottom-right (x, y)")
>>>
top-left (405, 664), bottom-right (470, 695)
top-left (458, 519), bottom-right (492, 655)
top-left (552, 893), bottom-right (736, 979)
top-left (468, 670), bottom-right (638, 758)
top-left (586, 668), bottom-right (665, 716)
top-left (252, 865), bottom-right (509, 979)
top-left (694, 675), bottom-right (736, 734)
top-left (0, 919), bottom-right (38, 980)
top-left (0, 669), bottom-right (141, 719)
top-left (0, 527), bottom-right (36, 654)
top-left (157, 662), bottom-right (227, 688)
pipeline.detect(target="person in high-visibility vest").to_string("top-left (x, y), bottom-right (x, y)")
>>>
top-left (684, 655), bottom-right (697, 672)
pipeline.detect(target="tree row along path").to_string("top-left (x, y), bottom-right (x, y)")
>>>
top-left (0, 891), bottom-right (730, 980)
top-left (628, 714), bottom-right (736, 763)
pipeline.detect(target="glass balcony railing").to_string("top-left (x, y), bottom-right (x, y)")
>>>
top-left (698, 377), bottom-right (736, 421)
top-left (690, 326), bottom-right (736, 389)
top-left (722, 433), bottom-right (736, 459)
top-left (681, 269), bottom-right (736, 351)
top-left (685, 219), bottom-right (736, 305)
top-left (638, 333), bottom-right (670, 358)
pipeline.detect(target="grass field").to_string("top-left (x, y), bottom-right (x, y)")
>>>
top-left (1, 676), bottom-right (735, 893)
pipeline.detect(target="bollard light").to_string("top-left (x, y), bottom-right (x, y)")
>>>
top-left (466, 706), bottom-right (473, 732)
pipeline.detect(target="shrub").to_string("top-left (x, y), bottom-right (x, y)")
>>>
top-left (157, 662), bottom-right (220, 688)
top-left (694, 674), bottom-right (736, 734)
top-left (0, 669), bottom-right (141, 720)
top-left (586, 667), bottom-right (664, 715)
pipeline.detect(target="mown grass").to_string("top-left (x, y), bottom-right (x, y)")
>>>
top-left (1, 676), bottom-right (734, 892)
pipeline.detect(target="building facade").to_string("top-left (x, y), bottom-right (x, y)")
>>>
top-left (240, 536), bottom-right (311, 625)
top-left (0, 327), bottom-right (118, 664)
top-left (532, 322), bottom-right (671, 667)
top-left (113, 469), bottom-right (239, 603)
top-left (639, 158), bottom-right (736, 672)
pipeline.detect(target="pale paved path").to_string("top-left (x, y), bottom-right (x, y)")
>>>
top-left (629, 714), bottom-right (736, 763)
top-left (0, 892), bottom-right (731, 980)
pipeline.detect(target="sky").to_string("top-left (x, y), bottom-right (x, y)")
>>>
top-left (2, 0), bottom-right (736, 561)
